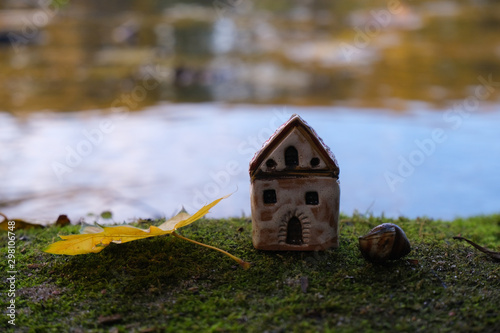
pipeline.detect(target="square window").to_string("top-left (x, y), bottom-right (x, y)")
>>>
top-left (305, 191), bottom-right (319, 205)
top-left (263, 189), bottom-right (277, 204)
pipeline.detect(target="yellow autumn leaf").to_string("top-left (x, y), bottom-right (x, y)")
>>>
top-left (157, 208), bottom-right (190, 231)
top-left (44, 195), bottom-right (250, 269)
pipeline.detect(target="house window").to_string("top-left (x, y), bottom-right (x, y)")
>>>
top-left (266, 158), bottom-right (277, 169)
top-left (285, 146), bottom-right (298, 167)
top-left (263, 189), bottom-right (277, 204)
top-left (310, 157), bottom-right (320, 167)
top-left (305, 191), bottom-right (319, 205)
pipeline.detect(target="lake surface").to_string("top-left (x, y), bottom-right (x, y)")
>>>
top-left (1, 103), bottom-right (499, 224)
top-left (1, 1), bottom-right (500, 224)
top-left (1, 0), bottom-right (500, 111)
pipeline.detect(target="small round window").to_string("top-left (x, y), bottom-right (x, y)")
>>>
top-left (266, 159), bottom-right (277, 168)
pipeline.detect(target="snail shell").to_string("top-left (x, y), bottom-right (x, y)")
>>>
top-left (358, 223), bottom-right (411, 262)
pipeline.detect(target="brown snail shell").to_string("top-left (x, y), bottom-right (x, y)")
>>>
top-left (358, 223), bottom-right (411, 262)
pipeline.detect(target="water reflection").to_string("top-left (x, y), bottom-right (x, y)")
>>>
top-left (1, 104), bottom-right (499, 223)
top-left (0, 0), bottom-right (499, 111)
top-left (1, 1), bottom-right (500, 223)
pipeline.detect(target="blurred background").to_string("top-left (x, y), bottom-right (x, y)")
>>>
top-left (1, 0), bottom-right (499, 224)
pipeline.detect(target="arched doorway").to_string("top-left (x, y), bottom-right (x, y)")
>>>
top-left (286, 216), bottom-right (303, 245)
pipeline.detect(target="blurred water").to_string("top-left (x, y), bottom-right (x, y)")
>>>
top-left (1, 103), bottom-right (499, 224)
top-left (1, 1), bottom-right (500, 224)
top-left (1, 1), bottom-right (500, 111)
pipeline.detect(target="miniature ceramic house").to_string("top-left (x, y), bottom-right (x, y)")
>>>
top-left (249, 114), bottom-right (340, 251)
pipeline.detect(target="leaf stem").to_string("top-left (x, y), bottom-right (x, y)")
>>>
top-left (172, 231), bottom-right (251, 269)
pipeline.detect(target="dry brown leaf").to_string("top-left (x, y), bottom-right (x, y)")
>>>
top-left (55, 214), bottom-right (71, 227)
top-left (0, 213), bottom-right (44, 231)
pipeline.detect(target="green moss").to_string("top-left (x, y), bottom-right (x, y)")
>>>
top-left (1, 215), bottom-right (499, 332)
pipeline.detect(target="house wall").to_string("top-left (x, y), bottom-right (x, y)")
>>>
top-left (251, 176), bottom-right (340, 251)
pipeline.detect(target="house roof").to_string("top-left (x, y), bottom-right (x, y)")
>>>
top-left (249, 114), bottom-right (339, 178)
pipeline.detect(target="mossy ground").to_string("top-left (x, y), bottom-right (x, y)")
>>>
top-left (1, 214), bottom-right (499, 332)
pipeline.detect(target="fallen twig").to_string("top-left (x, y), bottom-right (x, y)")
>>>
top-left (453, 236), bottom-right (500, 261)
